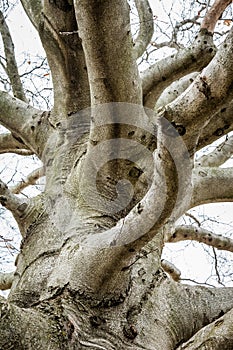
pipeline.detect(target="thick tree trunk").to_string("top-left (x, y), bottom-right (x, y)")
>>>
top-left (1, 205), bottom-right (232, 350)
top-left (1, 1), bottom-right (233, 349)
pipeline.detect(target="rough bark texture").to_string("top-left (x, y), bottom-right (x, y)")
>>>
top-left (0, 0), bottom-right (233, 349)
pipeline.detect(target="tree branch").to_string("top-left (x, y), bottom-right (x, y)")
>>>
top-left (0, 132), bottom-right (33, 155)
top-left (0, 272), bottom-right (14, 290)
top-left (133, 0), bottom-right (154, 59)
top-left (177, 307), bottom-right (233, 350)
top-left (0, 91), bottom-right (51, 156)
top-left (201, 0), bottom-right (232, 34)
top-left (161, 259), bottom-right (181, 281)
top-left (150, 280), bottom-right (233, 349)
top-left (198, 99), bottom-right (233, 150)
top-left (167, 225), bottom-right (233, 253)
top-left (0, 179), bottom-right (29, 218)
top-left (20, 0), bottom-right (43, 29)
top-left (39, 3), bottom-right (90, 122)
top-left (142, 0), bottom-right (231, 110)
top-left (155, 72), bottom-right (199, 110)
top-left (142, 30), bottom-right (216, 109)
top-left (0, 11), bottom-right (27, 102)
top-left (196, 134), bottom-right (233, 167)
top-left (160, 26), bottom-right (233, 152)
top-left (11, 166), bottom-right (44, 194)
top-left (192, 167), bottom-right (233, 207)
top-left (0, 300), bottom-right (66, 348)
top-left (75, 0), bottom-right (141, 106)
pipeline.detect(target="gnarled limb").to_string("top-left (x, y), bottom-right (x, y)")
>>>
top-left (196, 134), bottom-right (233, 167)
top-left (145, 279), bottom-right (233, 349)
top-left (167, 225), bottom-right (233, 253)
top-left (0, 11), bottom-right (27, 102)
top-left (192, 167), bottom-right (233, 207)
top-left (22, 0), bottom-right (90, 121)
top-left (0, 132), bottom-right (33, 155)
top-left (177, 307), bottom-right (233, 350)
top-left (142, 30), bottom-right (215, 109)
top-left (0, 271), bottom-right (14, 290)
top-left (133, 0), bottom-right (154, 59)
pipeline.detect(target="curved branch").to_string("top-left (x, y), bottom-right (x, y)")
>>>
top-left (0, 272), bottom-right (14, 290)
top-left (196, 134), bottom-right (233, 167)
top-left (161, 26), bottom-right (233, 152)
top-left (142, 0), bottom-right (231, 110)
top-left (177, 307), bottom-right (233, 350)
top-left (133, 0), bottom-right (154, 59)
top-left (0, 91), bottom-right (52, 156)
top-left (192, 167), bottom-right (233, 207)
top-left (201, 0), bottom-right (232, 33)
top-left (0, 11), bottom-right (27, 102)
top-left (0, 132), bottom-right (33, 155)
top-left (11, 166), bottom-right (44, 194)
top-left (167, 225), bottom-right (233, 253)
top-left (0, 179), bottom-right (29, 217)
top-left (142, 30), bottom-right (216, 109)
top-left (161, 259), bottom-right (181, 281)
top-left (155, 72), bottom-right (199, 110)
top-left (198, 99), bottom-right (233, 150)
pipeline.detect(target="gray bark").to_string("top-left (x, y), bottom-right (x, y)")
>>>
top-left (0, 0), bottom-right (233, 349)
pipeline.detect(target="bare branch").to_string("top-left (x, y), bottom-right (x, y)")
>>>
top-left (0, 132), bottom-right (33, 155)
top-left (177, 307), bottom-right (233, 350)
top-left (201, 0), bottom-right (232, 33)
top-left (142, 30), bottom-right (216, 109)
top-left (0, 11), bottom-right (27, 101)
top-left (198, 99), bottom-right (233, 150)
top-left (0, 271), bottom-right (14, 290)
top-left (0, 91), bottom-right (51, 156)
top-left (161, 259), bottom-right (181, 281)
top-left (142, 0), bottom-right (231, 109)
top-left (11, 166), bottom-right (44, 194)
top-left (196, 134), bottom-right (233, 167)
top-left (155, 72), bottom-right (199, 110)
top-left (133, 0), bottom-right (154, 59)
top-left (0, 179), bottom-right (29, 218)
top-left (161, 27), bottom-right (233, 152)
top-left (167, 225), bottom-right (233, 253)
top-left (192, 167), bottom-right (233, 207)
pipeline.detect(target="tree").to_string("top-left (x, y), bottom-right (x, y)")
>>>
top-left (0, 0), bottom-right (233, 348)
